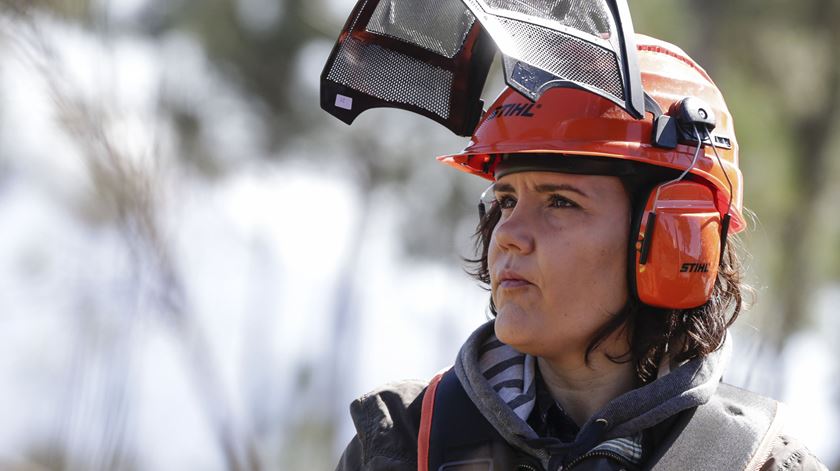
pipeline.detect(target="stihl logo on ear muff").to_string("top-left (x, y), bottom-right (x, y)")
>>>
top-left (680, 263), bottom-right (710, 273)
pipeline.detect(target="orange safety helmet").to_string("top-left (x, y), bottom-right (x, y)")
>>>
top-left (318, 0), bottom-right (745, 310)
top-left (439, 35), bottom-right (744, 310)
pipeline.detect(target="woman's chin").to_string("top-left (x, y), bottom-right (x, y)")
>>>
top-left (493, 305), bottom-right (537, 352)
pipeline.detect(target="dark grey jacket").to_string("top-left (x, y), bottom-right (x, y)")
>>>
top-left (336, 322), bottom-right (826, 471)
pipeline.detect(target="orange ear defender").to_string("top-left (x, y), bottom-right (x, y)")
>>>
top-left (631, 181), bottom-right (724, 309)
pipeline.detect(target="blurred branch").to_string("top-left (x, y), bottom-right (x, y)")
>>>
top-left (0, 0), bottom-right (94, 23)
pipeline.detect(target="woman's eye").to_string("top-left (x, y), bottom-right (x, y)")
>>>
top-left (496, 195), bottom-right (516, 209)
top-left (549, 194), bottom-right (578, 208)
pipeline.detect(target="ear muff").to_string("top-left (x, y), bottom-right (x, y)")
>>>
top-left (630, 181), bottom-right (722, 309)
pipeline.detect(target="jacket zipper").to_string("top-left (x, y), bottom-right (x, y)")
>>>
top-left (516, 452), bottom-right (547, 471)
top-left (563, 449), bottom-right (633, 470)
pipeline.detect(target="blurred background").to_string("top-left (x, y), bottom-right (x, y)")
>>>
top-left (0, 0), bottom-right (837, 469)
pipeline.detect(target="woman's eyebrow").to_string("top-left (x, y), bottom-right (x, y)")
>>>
top-left (493, 182), bottom-right (515, 193)
top-left (534, 183), bottom-right (589, 198)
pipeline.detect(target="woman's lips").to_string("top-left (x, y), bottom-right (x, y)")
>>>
top-left (499, 279), bottom-right (531, 289)
top-left (497, 270), bottom-right (532, 289)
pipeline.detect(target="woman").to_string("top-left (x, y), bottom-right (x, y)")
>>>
top-left (335, 36), bottom-right (826, 471)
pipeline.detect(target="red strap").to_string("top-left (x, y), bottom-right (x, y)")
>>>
top-left (418, 371), bottom-right (445, 471)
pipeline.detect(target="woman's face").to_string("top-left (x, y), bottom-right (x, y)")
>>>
top-left (488, 171), bottom-right (631, 361)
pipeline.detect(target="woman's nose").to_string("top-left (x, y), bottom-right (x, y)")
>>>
top-left (493, 205), bottom-right (536, 254)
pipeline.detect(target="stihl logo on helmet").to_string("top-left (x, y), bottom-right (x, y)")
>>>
top-left (485, 103), bottom-right (540, 121)
top-left (680, 263), bottom-right (710, 273)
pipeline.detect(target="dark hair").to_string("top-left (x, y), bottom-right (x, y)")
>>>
top-left (466, 179), bottom-right (746, 384)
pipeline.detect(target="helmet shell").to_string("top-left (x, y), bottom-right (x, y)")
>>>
top-left (438, 34), bottom-right (745, 233)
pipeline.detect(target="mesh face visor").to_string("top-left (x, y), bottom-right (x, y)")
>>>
top-left (321, 0), bottom-right (645, 136)
top-left (320, 0), bottom-right (496, 136)
top-left (461, 0), bottom-right (645, 118)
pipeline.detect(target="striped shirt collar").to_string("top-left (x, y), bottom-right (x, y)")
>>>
top-left (477, 334), bottom-right (645, 466)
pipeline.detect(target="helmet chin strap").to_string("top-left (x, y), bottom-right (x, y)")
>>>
top-left (640, 124), bottom-right (735, 266)
top-left (704, 127), bottom-right (735, 263)
top-left (650, 124), bottom-right (704, 210)
top-left (639, 125), bottom-right (702, 266)
top-left (639, 122), bottom-right (712, 265)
